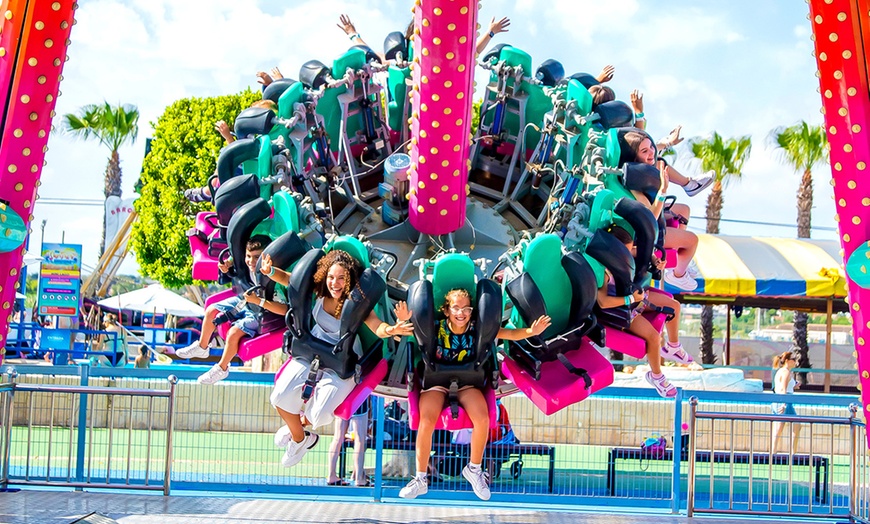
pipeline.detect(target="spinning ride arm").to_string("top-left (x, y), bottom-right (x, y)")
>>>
top-left (0, 1), bottom-right (74, 361)
top-left (808, 0), bottom-right (870, 440)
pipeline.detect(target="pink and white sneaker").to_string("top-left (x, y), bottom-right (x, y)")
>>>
top-left (661, 342), bottom-right (694, 365)
top-left (645, 371), bottom-right (677, 398)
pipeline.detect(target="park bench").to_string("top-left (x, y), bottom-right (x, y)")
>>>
top-left (340, 439), bottom-right (556, 492)
top-left (606, 447), bottom-right (829, 503)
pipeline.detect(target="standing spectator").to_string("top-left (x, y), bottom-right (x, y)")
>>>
top-left (771, 350), bottom-right (801, 454)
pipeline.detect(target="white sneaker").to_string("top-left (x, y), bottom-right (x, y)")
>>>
top-left (683, 173), bottom-right (714, 197)
top-left (176, 342), bottom-right (210, 359)
top-left (197, 364), bottom-right (229, 385)
top-left (686, 260), bottom-right (701, 279)
top-left (281, 431), bottom-right (319, 468)
top-left (274, 425), bottom-right (292, 448)
top-left (462, 464), bottom-right (491, 501)
top-left (664, 269), bottom-right (698, 292)
top-left (399, 476), bottom-right (428, 499)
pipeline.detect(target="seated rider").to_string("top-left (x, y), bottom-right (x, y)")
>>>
top-left (596, 226), bottom-right (681, 398)
top-left (177, 235), bottom-right (289, 384)
top-left (264, 250), bottom-right (414, 468)
top-left (611, 226), bottom-right (694, 365)
top-left (399, 288), bottom-right (550, 501)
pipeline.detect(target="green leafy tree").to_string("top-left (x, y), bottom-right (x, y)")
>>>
top-left (687, 132), bottom-right (752, 364)
top-left (131, 90), bottom-right (260, 288)
top-left (470, 98), bottom-right (482, 136)
top-left (769, 121), bottom-right (828, 384)
top-left (61, 102), bottom-right (139, 254)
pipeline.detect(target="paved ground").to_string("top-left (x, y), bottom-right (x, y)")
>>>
top-left (0, 489), bottom-right (832, 524)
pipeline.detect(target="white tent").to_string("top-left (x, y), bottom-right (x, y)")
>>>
top-left (98, 284), bottom-right (205, 317)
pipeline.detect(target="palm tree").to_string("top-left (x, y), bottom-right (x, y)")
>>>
top-left (61, 102), bottom-right (139, 255)
top-left (769, 121), bottom-right (828, 385)
top-left (687, 132), bottom-right (752, 364)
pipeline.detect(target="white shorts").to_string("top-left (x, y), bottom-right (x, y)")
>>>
top-left (270, 358), bottom-right (356, 429)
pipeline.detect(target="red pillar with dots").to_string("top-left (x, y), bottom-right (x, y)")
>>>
top-left (0, 0), bottom-right (75, 363)
top-left (808, 0), bottom-right (870, 436)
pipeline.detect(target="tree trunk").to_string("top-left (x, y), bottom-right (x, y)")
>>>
top-left (792, 168), bottom-right (813, 385)
top-left (792, 311), bottom-right (810, 385)
top-left (100, 150), bottom-right (123, 256)
top-left (699, 182), bottom-right (724, 363)
top-left (795, 168), bottom-right (813, 239)
top-left (705, 182), bottom-right (723, 235)
top-left (699, 304), bottom-right (717, 364)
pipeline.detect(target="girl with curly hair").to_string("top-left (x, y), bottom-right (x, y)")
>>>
top-left (262, 249), bottom-right (414, 468)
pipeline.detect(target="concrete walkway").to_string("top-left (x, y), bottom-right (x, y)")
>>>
top-left (0, 489), bottom-right (829, 524)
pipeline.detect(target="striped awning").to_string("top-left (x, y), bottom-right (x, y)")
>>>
top-left (662, 234), bottom-right (846, 298)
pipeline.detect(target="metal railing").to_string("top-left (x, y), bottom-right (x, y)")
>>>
top-left (0, 369), bottom-right (178, 495)
top-left (0, 362), bottom-right (861, 514)
top-left (687, 395), bottom-right (858, 518)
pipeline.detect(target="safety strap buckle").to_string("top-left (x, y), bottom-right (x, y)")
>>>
top-left (301, 356), bottom-right (321, 403)
top-left (557, 352), bottom-right (592, 390)
top-left (448, 379), bottom-right (460, 420)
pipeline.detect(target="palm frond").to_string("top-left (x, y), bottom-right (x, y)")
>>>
top-left (767, 121), bottom-right (827, 174)
top-left (60, 101), bottom-right (140, 153)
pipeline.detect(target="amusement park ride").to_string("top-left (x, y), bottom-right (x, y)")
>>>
top-left (0, 1), bottom-right (869, 432)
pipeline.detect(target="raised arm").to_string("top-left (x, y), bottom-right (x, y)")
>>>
top-left (497, 314), bottom-right (551, 341)
top-left (365, 300), bottom-right (415, 338)
top-left (260, 254), bottom-right (290, 286)
top-left (476, 16), bottom-right (510, 55)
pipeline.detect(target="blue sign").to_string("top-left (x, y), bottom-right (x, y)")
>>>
top-left (37, 243), bottom-right (82, 317)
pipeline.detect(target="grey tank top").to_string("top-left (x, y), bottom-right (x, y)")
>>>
top-left (310, 298), bottom-right (362, 354)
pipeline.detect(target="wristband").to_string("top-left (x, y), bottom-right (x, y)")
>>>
top-left (268, 266), bottom-right (276, 277)
top-left (348, 33), bottom-right (359, 41)
top-left (624, 295), bottom-right (632, 307)
top-left (634, 112), bottom-right (644, 119)
top-left (489, 31), bottom-right (495, 38)
top-left (656, 194), bottom-right (666, 202)
top-left (259, 298), bottom-right (266, 308)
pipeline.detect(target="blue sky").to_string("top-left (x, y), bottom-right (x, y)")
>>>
top-left (36, 0), bottom-right (833, 276)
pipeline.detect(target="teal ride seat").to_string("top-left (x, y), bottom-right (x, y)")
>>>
top-left (269, 191), bottom-right (301, 239)
top-left (431, 253), bottom-right (476, 305)
top-left (387, 65), bottom-right (411, 133)
top-left (509, 234), bottom-right (569, 340)
top-left (316, 48), bottom-right (369, 153)
top-left (406, 252), bottom-right (501, 429)
top-left (501, 233), bottom-right (612, 415)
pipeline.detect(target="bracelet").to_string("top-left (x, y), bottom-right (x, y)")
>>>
top-left (259, 298), bottom-right (266, 308)
top-left (489, 31), bottom-right (495, 38)
top-left (348, 33), bottom-right (359, 41)
top-left (634, 112), bottom-right (645, 119)
top-left (624, 295), bottom-right (632, 307)
top-left (268, 266), bottom-right (275, 277)
top-left (656, 194), bottom-right (667, 202)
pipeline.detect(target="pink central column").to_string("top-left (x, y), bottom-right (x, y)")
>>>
top-left (407, 0), bottom-right (478, 235)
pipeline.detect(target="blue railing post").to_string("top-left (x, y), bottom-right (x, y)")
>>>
top-left (671, 388), bottom-right (684, 513)
top-left (373, 396), bottom-right (385, 502)
top-left (74, 364), bottom-right (89, 487)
